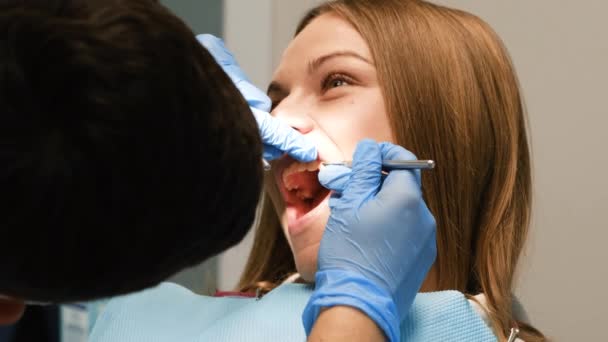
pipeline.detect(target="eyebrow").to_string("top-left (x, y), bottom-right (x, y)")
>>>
top-left (308, 51), bottom-right (372, 75)
top-left (267, 81), bottom-right (288, 102)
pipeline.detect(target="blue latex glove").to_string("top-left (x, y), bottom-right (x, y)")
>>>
top-left (302, 140), bottom-right (437, 342)
top-left (197, 34), bottom-right (317, 162)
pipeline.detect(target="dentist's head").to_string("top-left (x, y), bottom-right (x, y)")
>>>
top-left (0, 0), bottom-right (261, 320)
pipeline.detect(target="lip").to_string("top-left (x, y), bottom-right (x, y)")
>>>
top-left (285, 195), bottom-right (330, 236)
top-left (272, 156), bottom-right (331, 236)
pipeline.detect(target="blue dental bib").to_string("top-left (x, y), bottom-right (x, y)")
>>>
top-left (90, 282), bottom-right (496, 341)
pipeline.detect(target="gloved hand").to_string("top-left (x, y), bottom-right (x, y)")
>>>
top-left (197, 34), bottom-right (317, 162)
top-left (302, 140), bottom-right (437, 342)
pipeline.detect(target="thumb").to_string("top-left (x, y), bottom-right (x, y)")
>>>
top-left (318, 165), bottom-right (352, 192)
top-left (339, 139), bottom-right (383, 207)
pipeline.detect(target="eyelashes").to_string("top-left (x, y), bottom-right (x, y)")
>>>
top-left (321, 72), bottom-right (355, 92)
top-left (269, 71), bottom-right (356, 111)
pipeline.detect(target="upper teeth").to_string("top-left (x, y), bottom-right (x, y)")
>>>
top-left (282, 160), bottom-right (321, 190)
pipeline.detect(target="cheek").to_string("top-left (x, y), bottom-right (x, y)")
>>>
top-left (316, 91), bottom-right (392, 159)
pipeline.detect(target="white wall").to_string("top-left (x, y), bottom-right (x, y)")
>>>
top-left (220, 1), bottom-right (608, 340)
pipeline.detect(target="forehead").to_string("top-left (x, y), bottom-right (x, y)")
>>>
top-left (275, 13), bottom-right (372, 76)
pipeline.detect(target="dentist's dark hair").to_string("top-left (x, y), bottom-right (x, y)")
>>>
top-left (0, 0), bottom-right (262, 302)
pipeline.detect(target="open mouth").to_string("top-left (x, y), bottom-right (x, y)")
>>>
top-left (278, 159), bottom-right (331, 222)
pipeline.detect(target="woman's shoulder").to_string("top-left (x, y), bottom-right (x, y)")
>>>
top-left (468, 294), bottom-right (525, 342)
top-left (403, 291), bottom-right (498, 341)
top-left (468, 294), bottom-right (492, 329)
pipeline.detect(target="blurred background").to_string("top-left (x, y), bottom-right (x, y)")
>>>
top-left (1, 1), bottom-right (605, 341)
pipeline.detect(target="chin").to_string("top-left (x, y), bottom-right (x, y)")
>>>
top-left (294, 244), bottom-right (321, 283)
top-left (281, 204), bottom-right (328, 283)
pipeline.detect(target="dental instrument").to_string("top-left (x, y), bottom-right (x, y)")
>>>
top-left (507, 327), bottom-right (520, 342)
top-left (322, 160), bottom-right (435, 171)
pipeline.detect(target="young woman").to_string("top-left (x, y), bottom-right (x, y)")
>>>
top-left (238, 0), bottom-right (545, 341)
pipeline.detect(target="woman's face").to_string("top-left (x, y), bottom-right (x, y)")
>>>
top-left (268, 13), bottom-right (393, 281)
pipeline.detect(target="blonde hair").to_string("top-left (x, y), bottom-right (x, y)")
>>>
top-left (239, 0), bottom-right (545, 340)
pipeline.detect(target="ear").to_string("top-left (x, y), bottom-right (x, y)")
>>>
top-left (0, 297), bottom-right (25, 325)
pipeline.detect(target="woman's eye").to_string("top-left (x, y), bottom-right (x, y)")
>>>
top-left (322, 73), bottom-right (352, 92)
top-left (329, 79), bottom-right (346, 88)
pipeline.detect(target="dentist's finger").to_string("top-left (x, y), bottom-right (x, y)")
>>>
top-left (197, 34), bottom-right (271, 112)
top-left (318, 165), bottom-right (352, 192)
top-left (253, 109), bottom-right (317, 162)
top-left (338, 140), bottom-right (382, 207)
top-left (263, 146), bottom-right (284, 161)
top-left (237, 83), bottom-right (271, 112)
top-left (278, 127), bottom-right (318, 162)
top-left (377, 142), bottom-right (421, 186)
top-left (197, 34), bottom-right (240, 71)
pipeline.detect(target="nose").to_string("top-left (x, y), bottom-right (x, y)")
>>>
top-left (272, 98), bottom-right (315, 135)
